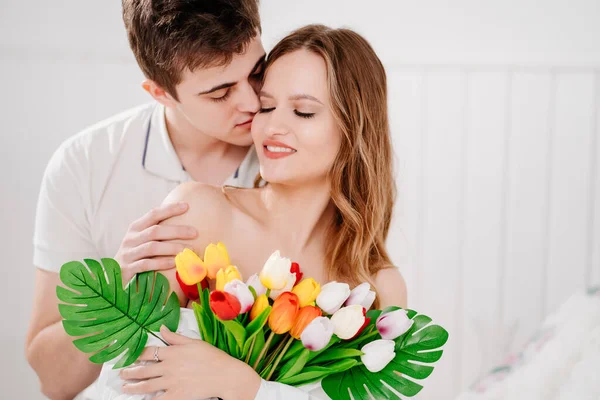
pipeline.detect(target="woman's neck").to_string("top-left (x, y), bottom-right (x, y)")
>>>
top-left (260, 180), bottom-right (335, 254)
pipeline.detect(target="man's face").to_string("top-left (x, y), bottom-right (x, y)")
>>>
top-left (167, 34), bottom-right (266, 146)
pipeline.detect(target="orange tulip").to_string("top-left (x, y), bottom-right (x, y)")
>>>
top-left (268, 292), bottom-right (300, 334)
top-left (290, 305), bottom-right (322, 339)
top-left (250, 294), bottom-right (270, 321)
top-left (175, 248), bottom-right (207, 285)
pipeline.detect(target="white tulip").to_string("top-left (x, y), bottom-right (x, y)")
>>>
top-left (330, 305), bottom-right (367, 340)
top-left (361, 339), bottom-right (396, 372)
top-left (259, 250), bottom-right (292, 290)
top-left (300, 316), bottom-right (334, 351)
top-left (246, 273), bottom-right (267, 297)
top-left (223, 279), bottom-right (255, 313)
top-left (376, 309), bottom-right (414, 340)
top-left (316, 281), bottom-right (351, 314)
top-left (345, 282), bottom-right (377, 310)
top-left (269, 272), bottom-right (296, 300)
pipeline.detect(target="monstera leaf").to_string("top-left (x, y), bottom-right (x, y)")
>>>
top-left (321, 307), bottom-right (449, 399)
top-left (57, 258), bottom-right (180, 369)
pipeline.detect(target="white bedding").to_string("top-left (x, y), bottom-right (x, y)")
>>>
top-left (456, 288), bottom-right (600, 400)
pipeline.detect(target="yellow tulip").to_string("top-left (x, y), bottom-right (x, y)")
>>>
top-left (291, 278), bottom-right (321, 307)
top-left (216, 265), bottom-right (242, 291)
top-left (175, 248), bottom-right (207, 285)
top-left (250, 294), bottom-right (270, 321)
top-left (204, 242), bottom-right (231, 280)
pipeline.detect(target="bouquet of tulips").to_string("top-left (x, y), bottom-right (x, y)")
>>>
top-left (173, 243), bottom-right (449, 398)
top-left (57, 242), bottom-right (448, 399)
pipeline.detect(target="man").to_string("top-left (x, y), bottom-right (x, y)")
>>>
top-left (25, 1), bottom-right (264, 398)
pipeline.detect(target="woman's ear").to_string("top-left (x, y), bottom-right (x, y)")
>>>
top-left (142, 79), bottom-right (178, 108)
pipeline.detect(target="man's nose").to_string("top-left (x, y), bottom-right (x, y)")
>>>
top-left (237, 81), bottom-right (260, 114)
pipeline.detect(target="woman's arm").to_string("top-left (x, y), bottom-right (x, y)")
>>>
top-left (375, 267), bottom-right (408, 309)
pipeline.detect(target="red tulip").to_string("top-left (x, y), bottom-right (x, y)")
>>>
top-left (176, 271), bottom-right (208, 300)
top-left (209, 290), bottom-right (241, 321)
top-left (290, 262), bottom-right (303, 286)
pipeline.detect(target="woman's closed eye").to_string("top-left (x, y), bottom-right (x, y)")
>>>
top-left (258, 107), bottom-right (315, 119)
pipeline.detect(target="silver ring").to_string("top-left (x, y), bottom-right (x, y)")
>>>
top-left (153, 346), bottom-right (160, 362)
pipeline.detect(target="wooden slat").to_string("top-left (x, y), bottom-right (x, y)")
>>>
top-left (459, 71), bottom-right (509, 390)
top-left (417, 71), bottom-right (466, 399)
top-left (502, 72), bottom-right (553, 353)
top-left (545, 73), bottom-right (596, 311)
top-left (386, 70), bottom-right (425, 310)
top-left (590, 73), bottom-right (600, 288)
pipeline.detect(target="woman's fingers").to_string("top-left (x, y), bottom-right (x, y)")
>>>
top-left (122, 376), bottom-right (168, 395)
top-left (120, 363), bottom-right (164, 380)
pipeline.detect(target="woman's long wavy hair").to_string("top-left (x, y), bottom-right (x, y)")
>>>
top-left (263, 25), bottom-right (396, 307)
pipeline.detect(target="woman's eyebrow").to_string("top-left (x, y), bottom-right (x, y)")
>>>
top-left (259, 91), bottom-right (323, 105)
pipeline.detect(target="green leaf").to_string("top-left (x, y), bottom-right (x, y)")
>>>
top-left (221, 319), bottom-right (246, 356)
top-left (249, 328), bottom-right (266, 368)
top-left (276, 348), bottom-right (310, 381)
top-left (321, 308), bottom-right (449, 399)
top-left (279, 359), bottom-right (358, 386)
top-left (308, 348), bottom-right (364, 366)
top-left (241, 306), bottom-right (271, 359)
top-left (57, 259), bottom-right (180, 369)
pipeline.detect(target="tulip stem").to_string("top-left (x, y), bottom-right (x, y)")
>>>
top-left (245, 336), bottom-right (257, 364)
top-left (253, 331), bottom-right (275, 370)
top-left (259, 336), bottom-right (288, 376)
top-left (266, 335), bottom-right (295, 381)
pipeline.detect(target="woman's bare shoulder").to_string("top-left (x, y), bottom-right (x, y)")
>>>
top-left (160, 182), bottom-right (232, 242)
top-left (374, 267), bottom-right (408, 309)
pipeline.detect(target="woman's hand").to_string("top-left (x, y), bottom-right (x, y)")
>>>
top-left (120, 326), bottom-right (262, 400)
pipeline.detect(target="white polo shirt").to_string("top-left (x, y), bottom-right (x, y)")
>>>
top-left (33, 102), bottom-right (260, 273)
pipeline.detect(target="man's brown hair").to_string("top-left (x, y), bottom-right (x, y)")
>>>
top-left (122, 0), bottom-right (261, 99)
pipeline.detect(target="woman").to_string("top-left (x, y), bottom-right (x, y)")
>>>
top-left (102, 24), bottom-right (407, 399)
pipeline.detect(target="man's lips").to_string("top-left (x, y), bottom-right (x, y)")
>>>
top-left (236, 118), bottom-right (253, 127)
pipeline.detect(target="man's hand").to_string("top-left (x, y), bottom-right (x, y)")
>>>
top-left (115, 202), bottom-right (198, 284)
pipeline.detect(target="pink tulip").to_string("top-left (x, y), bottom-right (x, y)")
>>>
top-left (344, 282), bottom-right (376, 310)
top-left (223, 279), bottom-right (255, 313)
top-left (330, 305), bottom-right (369, 340)
top-left (300, 316), bottom-right (334, 351)
top-left (361, 339), bottom-right (396, 372)
top-left (316, 281), bottom-right (351, 314)
top-left (376, 309), bottom-right (414, 340)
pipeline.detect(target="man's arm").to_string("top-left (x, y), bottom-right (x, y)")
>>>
top-left (25, 269), bottom-right (101, 400)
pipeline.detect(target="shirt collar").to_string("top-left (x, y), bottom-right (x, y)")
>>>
top-left (141, 104), bottom-right (190, 182)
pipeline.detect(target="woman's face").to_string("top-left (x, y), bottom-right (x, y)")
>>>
top-left (251, 49), bottom-right (341, 186)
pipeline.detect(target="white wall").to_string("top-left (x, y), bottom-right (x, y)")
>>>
top-left (1, 1), bottom-right (599, 399)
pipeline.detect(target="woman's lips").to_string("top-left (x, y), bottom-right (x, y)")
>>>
top-left (263, 140), bottom-right (297, 159)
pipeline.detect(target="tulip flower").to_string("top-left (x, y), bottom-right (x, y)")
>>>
top-left (259, 250), bottom-right (292, 290)
top-left (361, 339), bottom-right (396, 372)
top-left (345, 282), bottom-right (376, 311)
top-left (250, 294), bottom-right (270, 321)
top-left (209, 290), bottom-right (241, 321)
top-left (204, 242), bottom-right (232, 279)
top-left (376, 309), bottom-right (414, 340)
top-left (216, 265), bottom-right (242, 291)
top-left (290, 306), bottom-right (322, 339)
top-left (223, 279), bottom-right (255, 313)
top-left (316, 281), bottom-right (351, 314)
top-left (175, 271), bottom-right (208, 300)
top-left (292, 278), bottom-right (321, 307)
top-left (331, 305), bottom-right (369, 340)
top-left (290, 262), bottom-right (303, 286)
top-left (175, 248), bottom-right (207, 285)
top-left (246, 273), bottom-right (267, 297)
top-left (268, 292), bottom-right (300, 334)
top-left (268, 272), bottom-right (296, 300)
top-left (300, 316), bottom-right (334, 351)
